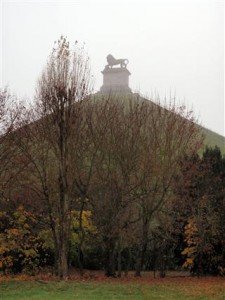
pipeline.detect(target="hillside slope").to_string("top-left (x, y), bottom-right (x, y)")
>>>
top-left (94, 92), bottom-right (225, 155)
top-left (202, 127), bottom-right (225, 155)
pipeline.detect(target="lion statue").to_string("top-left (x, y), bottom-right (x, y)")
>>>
top-left (106, 54), bottom-right (129, 68)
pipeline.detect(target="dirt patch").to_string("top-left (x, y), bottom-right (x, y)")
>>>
top-left (1, 269), bottom-right (224, 288)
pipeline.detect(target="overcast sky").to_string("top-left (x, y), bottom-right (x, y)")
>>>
top-left (1, 0), bottom-right (224, 135)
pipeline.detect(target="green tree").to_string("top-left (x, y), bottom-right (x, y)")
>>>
top-left (175, 147), bottom-right (225, 275)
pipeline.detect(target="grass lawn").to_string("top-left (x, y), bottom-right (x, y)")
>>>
top-left (0, 277), bottom-right (225, 300)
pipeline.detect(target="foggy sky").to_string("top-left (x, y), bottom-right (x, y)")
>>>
top-left (1, 0), bottom-right (224, 135)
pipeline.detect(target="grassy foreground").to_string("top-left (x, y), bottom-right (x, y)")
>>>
top-left (0, 277), bottom-right (225, 300)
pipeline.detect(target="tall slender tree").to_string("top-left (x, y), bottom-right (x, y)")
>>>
top-left (12, 37), bottom-right (92, 279)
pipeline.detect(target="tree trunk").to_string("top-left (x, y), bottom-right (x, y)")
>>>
top-left (77, 247), bottom-right (84, 276)
top-left (77, 199), bottom-right (85, 276)
top-left (135, 255), bottom-right (142, 277)
top-left (124, 248), bottom-right (131, 277)
top-left (159, 258), bottom-right (166, 278)
top-left (57, 192), bottom-right (70, 280)
top-left (57, 146), bottom-right (70, 280)
top-left (117, 247), bottom-right (122, 278)
top-left (58, 234), bottom-right (69, 279)
top-left (105, 238), bottom-right (116, 277)
top-left (135, 218), bottom-right (149, 277)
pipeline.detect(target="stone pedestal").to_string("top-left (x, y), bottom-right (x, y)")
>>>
top-left (100, 66), bottom-right (131, 93)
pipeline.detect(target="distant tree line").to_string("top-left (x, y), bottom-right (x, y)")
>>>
top-left (0, 37), bottom-right (224, 279)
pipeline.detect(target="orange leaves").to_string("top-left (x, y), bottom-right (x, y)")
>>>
top-left (6, 228), bottom-right (20, 237)
top-left (183, 218), bottom-right (199, 247)
top-left (182, 257), bottom-right (194, 269)
top-left (0, 206), bottom-right (44, 272)
top-left (182, 218), bottom-right (198, 269)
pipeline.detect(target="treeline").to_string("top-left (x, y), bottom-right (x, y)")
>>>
top-left (0, 37), bottom-right (224, 279)
top-left (173, 147), bottom-right (225, 276)
top-left (1, 145), bottom-right (225, 277)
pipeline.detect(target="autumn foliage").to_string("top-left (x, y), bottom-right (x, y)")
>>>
top-left (0, 38), bottom-right (224, 279)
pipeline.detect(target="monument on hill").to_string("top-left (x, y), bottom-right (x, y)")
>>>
top-left (100, 54), bottom-right (132, 93)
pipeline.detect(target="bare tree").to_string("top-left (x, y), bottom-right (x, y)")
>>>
top-left (35, 37), bottom-right (91, 279)
top-left (0, 89), bottom-right (22, 199)
top-left (132, 100), bottom-right (203, 276)
top-left (11, 37), bottom-right (92, 279)
top-left (84, 95), bottom-right (144, 276)
top-left (80, 94), bottom-right (202, 277)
